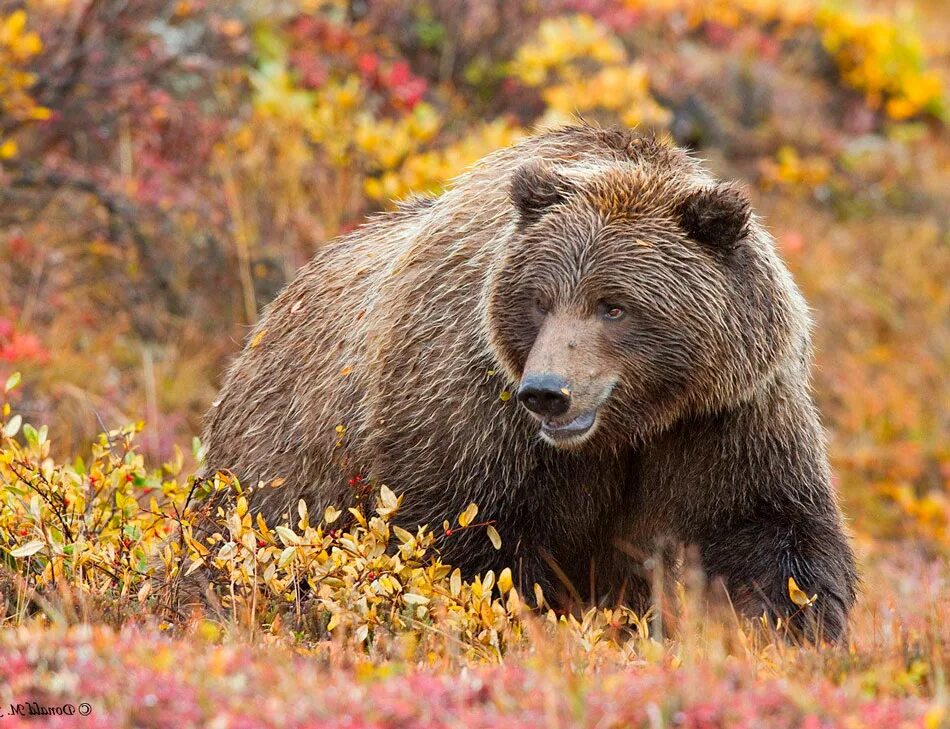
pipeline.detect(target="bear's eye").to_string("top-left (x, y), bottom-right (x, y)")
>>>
top-left (599, 303), bottom-right (625, 321)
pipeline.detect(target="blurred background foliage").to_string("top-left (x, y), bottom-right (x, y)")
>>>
top-left (0, 0), bottom-right (946, 551)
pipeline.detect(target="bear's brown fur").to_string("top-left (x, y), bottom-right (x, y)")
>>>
top-left (201, 124), bottom-right (857, 639)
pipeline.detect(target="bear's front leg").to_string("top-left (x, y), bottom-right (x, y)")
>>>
top-left (640, 373), bottom-right (858, 642)
top-left (695, 508), bottom-right (855, 641)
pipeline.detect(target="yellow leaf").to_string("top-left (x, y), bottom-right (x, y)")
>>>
top-left (480, 600), bottom-right (494, 626)
top-left (498, 567), bottom-right (513, 593)
top-left (499, 390), bottom-right (512, 402)
top-left (3, 414), bottom-right (22, 438)
top-left (788, 576), bottom-right (817, 607)
top-left (2, 10), bottom-right (27, 36)
top-left (0, 139), bottom-right (19, 160)
top-left (10, 540), bottom-right (45, 558)
top-left (256, 513), bottom-right (272, 542)
top-left (4, 372), bottom-right (21, 392)
top-left (275, 526), bottom-right (298, 546)
top-left (249, 329), bottom-right (268, 348)
top-left (185, 557), bottom-right (205, 576)
top-left (185, 537), bottom-right (209, 557)
top-left (392, 525), bottom-right (414, 543)
top-left (324, 505), bottom-right (341, 524)
top-left (450, 568), bottom-right (462, 597)
top-left (458, 502), bottom-right (478, 528)
top-left (924, 706), bottom-right (946, 729)
top-left (534, 583), bottom-right (546, 609)
top-left (196, 619), bottom-right (221, 642)
top-left (278, 546), bottom-right (296, 567)
top-left (379, 484), bottom-right (398, 511)
top-left (486, 525), bottom-right (502, 550)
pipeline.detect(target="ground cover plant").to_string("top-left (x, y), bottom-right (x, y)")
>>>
top-left (0, 0), bottom-right (947, 726)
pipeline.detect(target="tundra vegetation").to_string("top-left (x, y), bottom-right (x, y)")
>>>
top-left (0, 1), bottom-right (946, 727)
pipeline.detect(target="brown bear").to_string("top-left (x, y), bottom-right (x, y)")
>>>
top-left (201, 124), bottom-right (857, 640)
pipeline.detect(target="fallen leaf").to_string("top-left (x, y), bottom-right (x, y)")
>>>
top-left (250, 329), bottom-right (268, 348)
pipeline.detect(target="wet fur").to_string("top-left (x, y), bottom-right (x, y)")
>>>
top-left (201, 125), bottom-right (857, 640)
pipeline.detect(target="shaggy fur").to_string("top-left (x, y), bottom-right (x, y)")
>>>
top-left (201, 124), bottom-right (857, 639)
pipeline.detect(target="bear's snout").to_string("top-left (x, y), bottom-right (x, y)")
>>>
top-left (517, 373), bottom-right (571, 417)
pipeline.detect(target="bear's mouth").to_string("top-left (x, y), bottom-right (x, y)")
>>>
top-left (539, 409), bottom-right (597, 444)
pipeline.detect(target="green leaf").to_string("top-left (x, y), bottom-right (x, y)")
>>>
top-left (22, 423), bottom-right (38, 446)
top-left (415, 19), bottom-right (446, 50)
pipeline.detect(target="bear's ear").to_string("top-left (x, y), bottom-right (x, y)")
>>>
top-left (510, 161), bottom-right (573, 228)
top-left (676, 182), bottom-right (751, 250)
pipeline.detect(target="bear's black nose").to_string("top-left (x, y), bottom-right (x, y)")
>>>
top-left (517, 374), bottom-right (571, 417)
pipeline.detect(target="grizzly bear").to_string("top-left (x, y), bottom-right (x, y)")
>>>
top-left (201, 124), bottom-right (857, 640)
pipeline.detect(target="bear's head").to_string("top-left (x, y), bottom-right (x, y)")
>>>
top-left (486, 153), bottom-right (806, 449)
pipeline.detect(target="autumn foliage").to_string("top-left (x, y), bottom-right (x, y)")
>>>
top-left (0, 0), bottom-right (947, 727)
